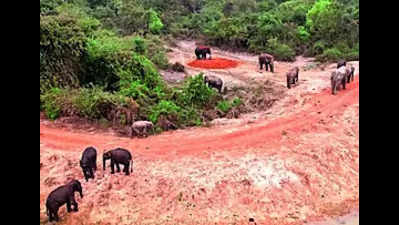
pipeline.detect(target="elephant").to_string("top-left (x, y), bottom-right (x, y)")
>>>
top-left (204, 75), bottom-right (224, 93)
top-left (331, 66), bottom-right (347, 95)
top-left (286, 66), bottom-right (299, 89)
top-left (131, 120), bottom-right (154, 138)
top-left (345, 65), bottom-right (355, 83)
top-left (103, 148), bottom-right (133, 175)
top-left (195, 46), bottom-right (212, 60)
top-left (337, 60), bottom-right (346, 69)
top-left (80, 147), bottom-right (97, 182)
top-left (258, 53), bottom-right (274, 73)
top-left (46, 179), bottom-right (83, 222)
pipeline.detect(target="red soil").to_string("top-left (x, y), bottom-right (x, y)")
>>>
top-left (188, 57), bottom-right (239, 69)
top-left (40, 76), bottom-right (359, 225)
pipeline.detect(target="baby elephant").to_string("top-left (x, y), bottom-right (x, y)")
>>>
top-left (286, 66), bottom-right (299, 89)
top-left (331, 66), bottom-right (347, 95)
top-left (204, 75), bottom-right (223, 93)
top-left (80, 147), bottom-right (97, 182)
top-left (258, 53), bottom-right (275, 73)
top-left (345, 65), bottom-right (355, 83)
top-left (103, 148), bottom-right (133, 175)
top-left (46, 179), bottom-right (83, 222)
top-left (131, 120), bottom-right (154, 137)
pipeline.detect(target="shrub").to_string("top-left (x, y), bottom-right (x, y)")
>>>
top-left (266, 38), bottom-right (296, 61)
top-left (217, 100), bottom-right (232, 113)
top-left (148, 9), bottom-right (164, 34)
top-left (149, 100), bottom-right (181, 124)
top-left (40, 88), bottom-right (64, 120)
top-left (177, 73), bottom-right (217, 108)
top-left (40, 86), bottom-right (127, 120)
top-left (316, 47), bottom-right (343, 62)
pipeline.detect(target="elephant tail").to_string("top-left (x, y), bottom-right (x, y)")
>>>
top-left (130, 159), bottom-right (133, 173)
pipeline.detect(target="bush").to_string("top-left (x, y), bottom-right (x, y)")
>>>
top-left (149, 100), bottom-right (181, 124)
top-left (177, 73), bottom-right (218, 108)
top-left (40, 88), bottom-right (64, 120)
top-left (217, 100), bottom-right (232, 113)
top-left (266, 38), bottom-right (296, 61)
top-left (40, 86), bottom-right (127, 120)
top-left (148, 9), bottom-right (164, 34)
top-left (316, 47), bottom-right (343, 62)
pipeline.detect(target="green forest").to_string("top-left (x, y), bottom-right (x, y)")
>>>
top-left (40, 0), bottom-right (359, 133)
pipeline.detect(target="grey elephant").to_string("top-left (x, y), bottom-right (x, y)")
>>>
top-left (103, 148), bottom-right (133, 175)
top-left (345, 65), bottom-right (355, 83)
top-left (131, 120), bottom-right (154, 137)
top-left (286, 66), bottom-right (299, 89)
top-left (204, 75), bottom-right (223, 93)
top-left (331, 66), bottom-right (347, 95)
top-left (258, 53), bottom-right (275, 73)
top-left (46, 179), bottom-right (83, 222)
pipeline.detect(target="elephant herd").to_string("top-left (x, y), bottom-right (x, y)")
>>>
top-left (44, 49), bottom-right (357, 222)
top-left (330, 60), bottom-right (356, 95)
top-left (45, 147), bottom-right (133, 222)
top-left (194, 46), bottom-right (356, 94)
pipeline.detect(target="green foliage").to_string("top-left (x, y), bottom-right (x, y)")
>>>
top-left (177, 74), bottom-right (217, 108)
top-left (40, 86), bottom-right (127, 120)
top-left (217, 100), bottom-right (232, 113)
top-left (316, 47), bottom-right (342, 62)
top-left (132, 36), bottom-right (147, 54)
top-left (40, 88), bottom-right (63, 120)
top-left (297, 25), bottom-right (310, 42)
top-left (40, 0), bottom-right (63, 14)
top-left (266, 38), bottom-right (296, 61)
top-left (231, 97), bottom-right (243, 107)
top-left (217, 97), bottom-right (242, 113)
top-left (148, 9), bottom-right (164, 34)
top-left (149, 100), bottom-right (181, 124)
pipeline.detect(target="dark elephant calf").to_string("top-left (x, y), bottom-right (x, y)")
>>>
top-left (286, 66), bottom-right (299, 89)
top-left (80, 147), bottom-right (97, 182)
top-left (103, 148), bottom-right (133, 175)
top-left (46, 179), bottom-right (83, 222)
top-left (258, 53), bottom-right (275, 73)
top-left (204, 75), bottom-right (223, 93)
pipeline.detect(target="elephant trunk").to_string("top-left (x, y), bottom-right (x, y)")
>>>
top-left (79, 190), bottom-right (83, 198)
top-left (103, 158), bottom-right (106, 171)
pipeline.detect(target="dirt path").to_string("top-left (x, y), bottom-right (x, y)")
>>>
top-left (40, 41), bottom-right (359, 225)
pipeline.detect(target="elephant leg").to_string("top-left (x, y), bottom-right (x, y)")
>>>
top-left (259, 62), bottom-right (263, 70)
top-left (54, 210), bottom-right (60, 222)
top-left (265, 63), bottom-right (269, 71)
top-left (66, 200), bottom-right (72, 212)
top-left (48, 210), bottom-right (54, 222)
top-left (90, 168), bottom-right (94, 179)
top-left (71, 197), bottom-right (78, 212)
top-left (331, 80), bottom-right (336, 95)
top-left (110, 159), bottom-right (115, 174)
top-left (84, 170), bottom-right (89, 182)
top-left (287, 79), bottom-right (291, 89)
top-left (342, 79), bottom-right (346, 90)
top-left (270, 63), bottom-right (274, 73)
top-left (116, 163), bottom-right (121, 172)
top-left (124, 163), bottom-right (130, 175)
